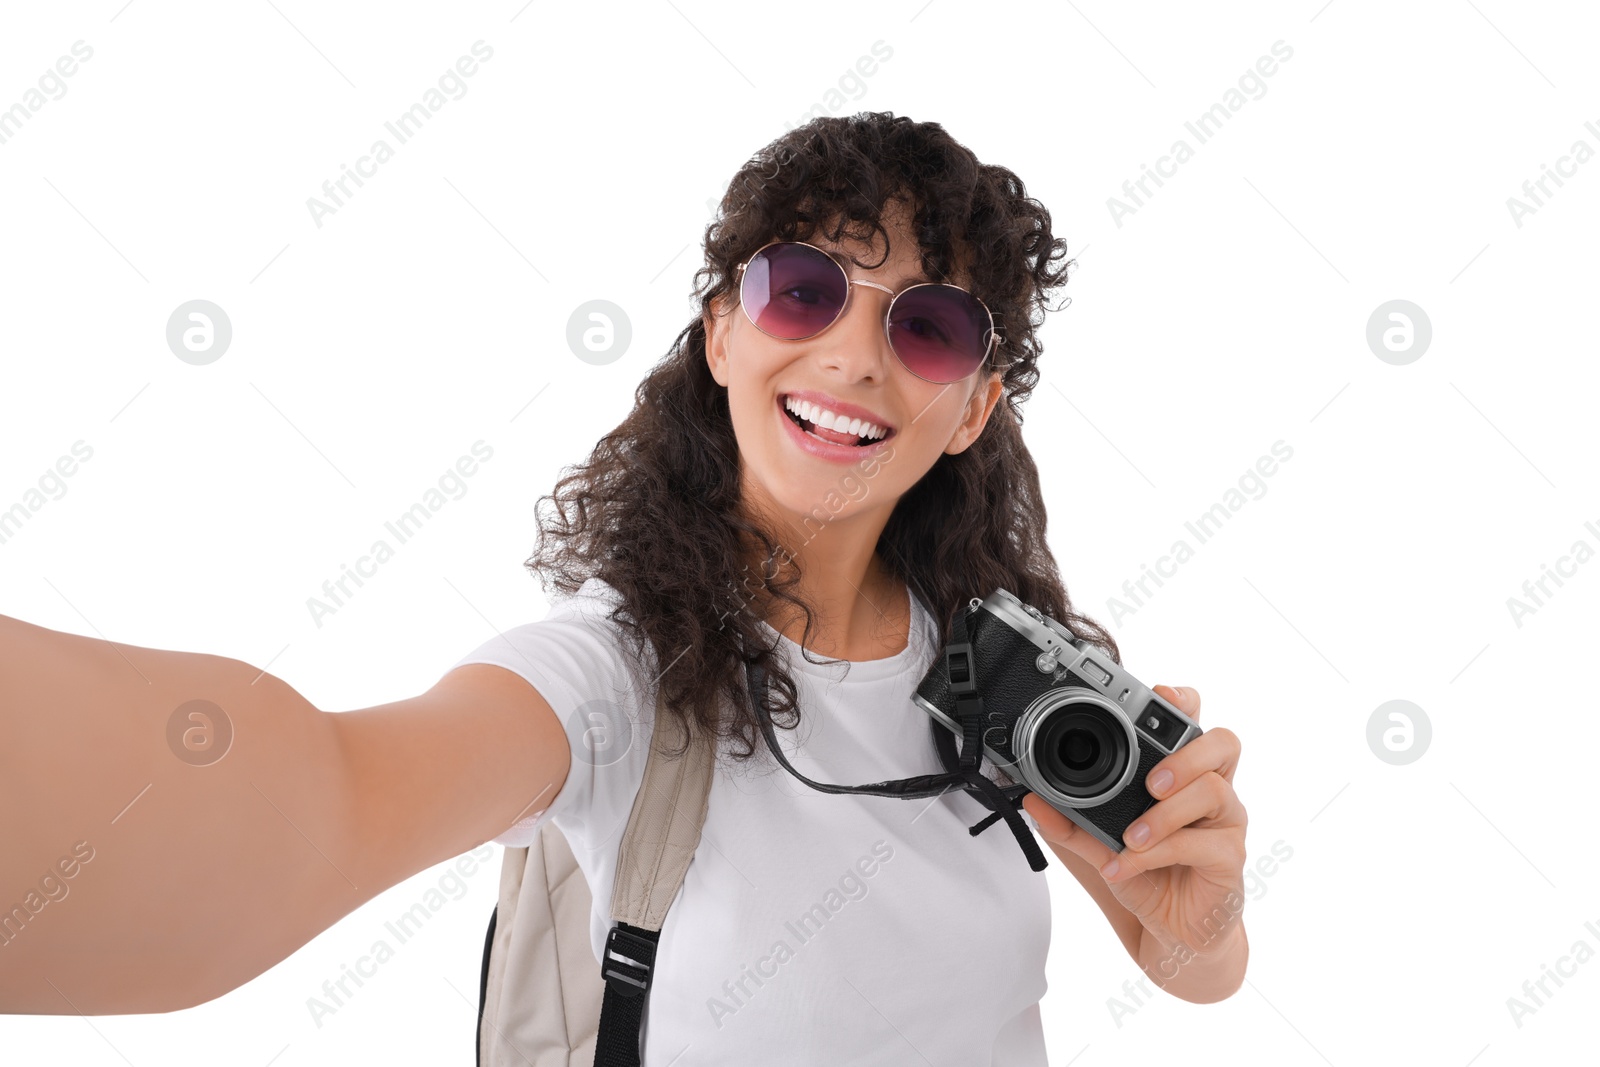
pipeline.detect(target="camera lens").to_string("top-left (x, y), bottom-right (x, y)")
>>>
top-left (1033, 702), bottom-right (1130, 800)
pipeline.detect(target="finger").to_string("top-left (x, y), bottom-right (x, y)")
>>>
top-left (1154, 684), bottom-right (1200, 722)
top-left (1122, 771), bottom-right (1244, 852)
top-left (1102, 826), bottom-right (1245, 885)
top-left (1022, 792), bottom-right (1116, 870)
top-left (1146, 726), bottom-right (1241, 797)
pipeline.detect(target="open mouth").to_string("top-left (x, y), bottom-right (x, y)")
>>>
top-left (779, 394), bottom-right (895, 448)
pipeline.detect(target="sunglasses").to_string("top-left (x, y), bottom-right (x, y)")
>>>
top-left (733, 240), bottom-right (1005, 385)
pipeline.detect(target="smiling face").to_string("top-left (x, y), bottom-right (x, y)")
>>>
top-left (704, 198), bottom-right (1006, 540)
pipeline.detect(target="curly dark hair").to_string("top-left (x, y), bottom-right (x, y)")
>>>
top-left (525, 111), bottom-right (1118, 762)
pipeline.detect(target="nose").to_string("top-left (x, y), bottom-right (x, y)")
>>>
top-left (813, 278), bottom-right (897, 382)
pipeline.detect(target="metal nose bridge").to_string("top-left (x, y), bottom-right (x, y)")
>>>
top-left (849, 278), bottom-right (896, 296)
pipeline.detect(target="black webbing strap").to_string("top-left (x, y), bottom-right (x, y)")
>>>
top-left (748, 656), bottom-right (966, 800)
top-left (929, 715), bottom-right (1031, 835)
top-left (594, 920), bottom-right (660, 1066)
top-left (941, 634), bottom-right (1048, 872)
top-left (742, 604), bottom-right (1048, 872)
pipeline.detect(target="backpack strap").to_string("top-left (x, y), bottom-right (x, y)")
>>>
top-left (593, 691), bottom-right (715, 1066)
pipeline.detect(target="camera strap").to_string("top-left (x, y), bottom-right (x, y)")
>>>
top-left (741, 604), bottom-right (1049, 873)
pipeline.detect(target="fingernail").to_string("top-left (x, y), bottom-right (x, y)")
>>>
top-left (1126, 822), bottom-right (1149, 847)
top-left (1101, 859), bottom-right (1120, 879)
top-left (1149, 769), bottom-right (1173, 796)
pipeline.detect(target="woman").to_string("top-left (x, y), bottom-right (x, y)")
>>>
top-left (0, 112), bottom-right (1247, 1061)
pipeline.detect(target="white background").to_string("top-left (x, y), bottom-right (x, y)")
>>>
top-left (3, 0), bottom-right (1597, 1063)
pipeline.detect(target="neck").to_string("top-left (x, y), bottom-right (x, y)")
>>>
top-left (742, 505), bottom-right (909, 661)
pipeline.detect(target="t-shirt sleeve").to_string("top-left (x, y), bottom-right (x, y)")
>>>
top-left (446, 580), bottom-right (656, 850)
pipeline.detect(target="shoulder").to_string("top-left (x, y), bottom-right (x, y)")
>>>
top-left (450, 577), bottom-right (661, 846)
top-left (452, 577), bottom-right (657, 697)
top-left (450, 577), bottom-right (661, 744)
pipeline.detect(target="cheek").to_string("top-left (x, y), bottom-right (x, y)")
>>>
top-left (724, 359), bottom-right (790, 466)
top-left (730, 379), bottom-right (776, 447)
top-left (724, 325), bottom-right (784, 399)
top-left (901, 396), bottom-right (971, 455)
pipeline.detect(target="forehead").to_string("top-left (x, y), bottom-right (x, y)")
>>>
top-left (804, 207), bottom-right (916, 261)
top-left (800, 224), bottom-right (963, 289)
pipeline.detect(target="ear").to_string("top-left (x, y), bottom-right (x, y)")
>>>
top-left (944, 372), bottom-right (1005, 455)
top-left (705, 292), bottom-right (732, 388)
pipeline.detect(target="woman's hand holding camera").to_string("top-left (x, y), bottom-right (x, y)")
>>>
top-left (1020, 684), bottom-right (1248, 998)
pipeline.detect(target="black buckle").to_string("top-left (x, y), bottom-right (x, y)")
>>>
top-left (601, 924), bottom-right (656, 999)
top-left (945, 640), bottom-right (977, 696)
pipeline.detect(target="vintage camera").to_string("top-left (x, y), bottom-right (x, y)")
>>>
top-left (913, 588), bottom-right (1202, 853)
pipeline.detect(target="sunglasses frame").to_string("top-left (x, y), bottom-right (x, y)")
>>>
top-left (733, 239), bottom-right (1006, 385)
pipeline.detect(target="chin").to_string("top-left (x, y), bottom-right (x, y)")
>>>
top-left (762, 464), bottom-right (899, 528)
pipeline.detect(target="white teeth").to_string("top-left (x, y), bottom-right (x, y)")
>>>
top-left (783, 396), bottom-right (888, 441)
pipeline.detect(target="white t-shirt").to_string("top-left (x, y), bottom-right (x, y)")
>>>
top-left (452, 577), bottom-right (1053, 1066)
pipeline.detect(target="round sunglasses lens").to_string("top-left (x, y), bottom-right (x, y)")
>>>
top-left (888, 286), bottom-right (994, 383)
top-left (741, 243), bottom-right (847, 340)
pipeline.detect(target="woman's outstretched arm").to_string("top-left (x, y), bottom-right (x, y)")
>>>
top-left (0, 612), bottom-right (569, 1016)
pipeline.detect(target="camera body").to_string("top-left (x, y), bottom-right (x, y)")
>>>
top-left (913, 588), bottom-right (1201, 853)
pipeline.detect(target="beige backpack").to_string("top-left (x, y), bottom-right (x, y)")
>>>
top-left (475, 691), bottom-right (714, 1067)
